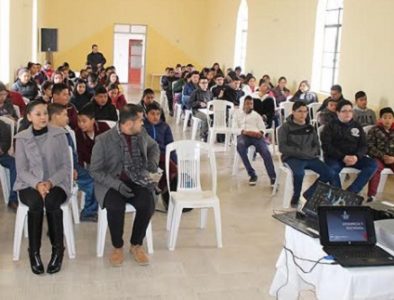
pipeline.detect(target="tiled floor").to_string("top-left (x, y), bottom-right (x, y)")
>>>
top-left (0, 87), bottom-right (392, 299)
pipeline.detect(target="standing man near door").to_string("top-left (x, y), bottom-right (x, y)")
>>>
top-left (87, 44), bottom-right (107, 73)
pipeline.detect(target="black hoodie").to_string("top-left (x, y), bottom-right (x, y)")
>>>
top-left (70, 91), bottom-right (93, 111)
top-left (84, 98), bottom-right (118, 121)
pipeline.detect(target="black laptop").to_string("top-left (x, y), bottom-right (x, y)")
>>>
top-left (273, 182), bottom-right (364, 238)
top-left (318, 206), bottom-right (394, 267)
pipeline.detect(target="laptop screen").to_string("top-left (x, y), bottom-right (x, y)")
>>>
top-left (302, 182), bottom-right (364, 218)
top-left (319, 206), bottom-right (377, 246)
top-left (326, 209), bottom-right (368, 242)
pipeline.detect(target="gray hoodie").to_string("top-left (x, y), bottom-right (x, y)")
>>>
top-left (353, 106), bottom-right (376, 127)
top-left (278, 116), bottom-right (320, 162)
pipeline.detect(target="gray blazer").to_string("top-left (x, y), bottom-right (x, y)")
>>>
top-left (13, 125), bottom-right (72, 197)
top-left (90, 126), bottom-right (160, 208)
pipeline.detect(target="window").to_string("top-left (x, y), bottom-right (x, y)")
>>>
top-left (311, 0), bottom-right (344, 93)
top-left (233, 0), bottom-right (248, 71)
top-left (0, 0), bottom-right (10, 83)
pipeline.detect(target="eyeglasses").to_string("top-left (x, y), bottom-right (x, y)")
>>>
top-left (340, 109), bottom-right (353, 113)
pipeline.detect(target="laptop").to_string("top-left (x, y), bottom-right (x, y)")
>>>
top-left (318, 206), bottom-right (394, 267)
top-left (273, 182), bottom-right (364, 238)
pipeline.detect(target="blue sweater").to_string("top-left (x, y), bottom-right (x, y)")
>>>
top-left (143, 119), bottom-right (176, 162)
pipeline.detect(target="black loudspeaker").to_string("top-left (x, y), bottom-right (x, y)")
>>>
top-left (41, 28), bottom-right (58, 52)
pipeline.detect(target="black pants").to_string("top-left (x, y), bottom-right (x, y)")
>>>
top-left (104, 181), bottom-right (155, 248)
top-left (19, 186), bottom-right (67, 212)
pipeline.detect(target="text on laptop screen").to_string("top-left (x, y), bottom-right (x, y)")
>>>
top-left (327, 210), bottom-right (368, 242)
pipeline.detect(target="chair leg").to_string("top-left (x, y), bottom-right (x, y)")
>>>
top-left (70, 188), bottom-right (80, 224)
top-left (97, 208), bottom-right (107, 257)
top-left (200, 208), bottom-right (209, 229)
top-left (13, 205), bottom-right (28, 261)
top-left (232, 151), bottom-right (239, 176)
top-left (168, 204), bottom-right (183, 251)
top-left (183, 111), bottom-right (191, 132)
top-left (145, 222), bottom-right (154, 254)
top-left (377, 174), bottom-right (388, 194)
top-left (283, 168), bottom-right (294, 208)
top-left (62, 205), bottom-right (76, 259)
top-left (212, 203), bottom-right (223, 248)
top-left (166, 198), bottom-right (174, 231)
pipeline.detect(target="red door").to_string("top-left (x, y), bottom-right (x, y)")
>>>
top-left (128, 39), bottom-right (143, 85)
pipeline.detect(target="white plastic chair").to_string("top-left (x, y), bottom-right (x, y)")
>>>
top-left (377, 168), bottom-right (394, 194)
top-left (363, 124), bottom-right (374, 134)
top-left (191, 116), bottom-right (201, 140)
top-left (96, 203), bottom-right (154, 257)
top-left (13, 148), bottom-right (77, 260)
top-left (175, 103), bottom-right (183, 125)
top-left (272, 126), bottom-right (318, 207)
top-left (22, 97), bottom-right (30, 105)
top-left (13, 198), bottom-right (76, 261)
top-left (207, 100), bottom-right (234, 151)
top-left (182, 109), bottom-right (192, 132)
top-left (165, 140), bottom-right (222, 251)
top-left (0, 116), bottom-right (15, 204)
top-left (308, 102), bottom-right (321, 123)
top-left (159, 90), bottom-right (169, 114)
top-left (278, 101), bottom-right (293, 123)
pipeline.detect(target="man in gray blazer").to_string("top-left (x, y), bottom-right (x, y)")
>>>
top-left (90, 104), bottom-right (159, 267)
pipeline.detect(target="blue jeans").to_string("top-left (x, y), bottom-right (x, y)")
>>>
top-left (0, 154), bottom-right (17, 204)
top-left (76, 166), bottom-right (98, 217)
top-left (236, 135), bottom-right (276, 181)
top-left (325, 156), bottom-right (377, 194)
top-left (284, 158), bottom-right (336, 202)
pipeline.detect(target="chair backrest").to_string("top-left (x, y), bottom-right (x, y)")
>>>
top-left (275, 125), bottom-right (285, 165)
top-left (207, 100), bottom-right (234, 129)
top-left (166, 140), bottom-right (217, 194)
top-left (363, 124), bottom-right (374, 135)
top-left (98, 120), bottom-right (117, 128)
top-left (16, 118), bottom-right (24, 133)
top-left (308, 102), bottom-right (322, 120)
top-left (280, 101), bottom-right (293, 119)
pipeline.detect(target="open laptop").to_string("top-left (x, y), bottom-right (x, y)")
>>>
top-left (318, 206), bottom-right (394, 267)
top-left (273, 182), bottom-right (364, 238)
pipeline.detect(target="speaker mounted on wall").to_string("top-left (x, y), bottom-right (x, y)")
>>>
top-left (41, 28), bottom-right (58, 52)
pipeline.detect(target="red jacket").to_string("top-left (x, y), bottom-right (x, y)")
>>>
top-left (8, 91), bottom-right (26, 116)
top-left (110, 94), bottom-right (127, 110)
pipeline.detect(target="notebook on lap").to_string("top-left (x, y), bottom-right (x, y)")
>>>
top-left (318, 206), bottom-right (394, 267)
top-left (273, 182), bottom-right (364, 238)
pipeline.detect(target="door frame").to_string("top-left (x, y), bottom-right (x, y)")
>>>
top-left (113, 24), bottom-right (147, 88)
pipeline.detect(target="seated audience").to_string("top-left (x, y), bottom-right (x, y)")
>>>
top-left (367, 107), bottom-right (394, 202)
top-left (36, 80), bottom-right (53, 104)
top-left (76, 104), bottom-right (110, 166)
top-left (52, 83), bottom-right (78, 130)
top-left (279, 101), bottom-right (335, 207)
top-left (70, 79), bottom-right (92, 111)
top-left (108, 84), bottom-right (127, 110)
top-left (90, 104), bottom-right (159, 267)
top-left (252, 79), bottom-right (276, 128)
top-left (139, 88), bottom-right (165, 122)
top-left (321, 100), bottom-right (377, 194)
top-left (272, 76), bottom-right (291, 106)
top-left (191, 77), bottom-right (213, 142)
top-left (0, 82), bottom-right (18, 119)
top-left (211, 74), bottom-right (226, 99)
top-left (182, 71), bottom-right (200, 109)
top-left (0, 119), bottom-right (17, 210)
top-left (42, 61), bottom-right (54, 80)
top-left (261, 74), bottom-right (274, 89)
top-left (317, 98), bottom-right (337, 125)
top-left (212, 62), bottom-right (224, 76)
top-left (221, 76), bottom-right (244, 106)
top-left (14, 101), bottom-right (71, 275)
top-left (105, 71), bottom-right (124, 94)
top-left (48, 103), bottom-right (99, 222)
top-left (143, 103), bottom-right (177, 209)
top-left (161, 67), bottom-right (176, 116)
top-left (318, 84), bottom-right (345, 112)
top-left (11, 68), bottom-right (39, 101)
top-left (353, 91), bottom-right (377, 126)
top-left (242, 75), bottom-right (257, 96)
top-left (290, 80), bottom-right (318, 104)
top-left (234, 96), bottom-right (276, 186)
top-left (84, 85), bottom-right (118, 121)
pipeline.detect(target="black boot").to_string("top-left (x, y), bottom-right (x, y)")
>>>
top-left (46, 209), bottom-right (64, 274)
top-left (27, 210), bottom-right (44, 275)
